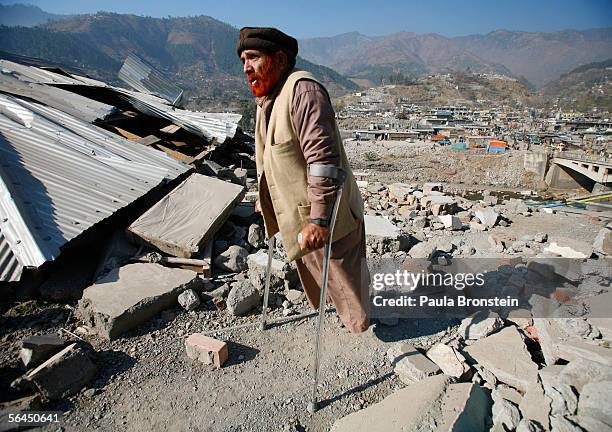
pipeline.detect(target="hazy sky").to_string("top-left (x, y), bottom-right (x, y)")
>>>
top-left (2, 0), bottom-right (612, 38)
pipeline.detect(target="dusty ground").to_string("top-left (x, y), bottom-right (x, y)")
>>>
top-left (345, 141), bottom-right (542, 191)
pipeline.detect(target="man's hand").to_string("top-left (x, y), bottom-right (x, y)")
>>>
top-left (298, 223), bottom-right (329, 251)
top-left (254, 198), bottom-right (261, 213)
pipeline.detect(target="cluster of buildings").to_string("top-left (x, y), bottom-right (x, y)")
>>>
top-left (338, 85), bottom-right (612, 157)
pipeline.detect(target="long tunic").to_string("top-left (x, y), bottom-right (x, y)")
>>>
top-left (257, 74), bottom-right (370, 333)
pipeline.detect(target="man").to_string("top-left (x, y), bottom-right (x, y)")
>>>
top-left (237, 27), bottom-right (370, 333)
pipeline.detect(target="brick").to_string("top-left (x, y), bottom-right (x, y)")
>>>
top-left (185, 334), bottom-right (228, 368)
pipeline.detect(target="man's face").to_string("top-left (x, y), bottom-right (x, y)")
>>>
top-left (240, 49), bottom-right (285, 97)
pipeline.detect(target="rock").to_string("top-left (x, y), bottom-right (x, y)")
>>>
top-left (178, 289), bottom-right (201, 311)
top-left (458, 311), bottom-right (504, 340)
top-left (519, 381), bottom-right (551, 429)
top-left (469, 221), bottom-right (487, 231)
top-left (247, 224), bottom-right (265, 249)
top-left (492, 398), bottom-right (521, 430)
top-left (78, 264), bottom-right (200, 340)
top-left (475, 208), bottom-right (499, 228)
top-left (285, 289), bottom-right (303, 304)
top-left (388, 343), bottom-right (441, 383)
top-left (438, 215), bottom-right (462, 230)
top-left (549, 415), bottom-right (585, 432)
top-left (413, 216), bottom-right (428, 229)
top-left (214, 245), bottom-right (249, 272)
top-left (593, 227), bottom-right (612, 256)
top-left (226, 281), bottom-right (261, 316)
top-left (541, 207), bottom-right (556, 214)
top-left (463, 326), bottom-right (539, 392)
top-left (12, 343), bottom-right (96, 400)
top-left (560, 358), bottom-right (612, 393)
top-left (482, 195), bottom-right (498, 206)
top-left (544, 237), bottom-right (593, 259)
top-left (493, 385), bottom-right (523, 405)
top-left (547, 383), bottom-right (578, 417)
top-left (247, 249), bottom-right (297, 291)
top-left (571, 415), bottom-right (612, 432)
top-left (19, 334), bottom-right (67, 368)
top-left (423, 182), bottom-right (443, 193)
top-left (473, 364), bottom-right (498, 386)
top-left (516, 419), bottom-right (545, 432)
top-left (534, 232), bottom-right (548, 243)
top-left (459, 245), bottom-right (476, 256)
top-left (331, 375), bottom-right (489, 432)
top-left (388, 183), bottom-right (414, 202)
top-left (426, 343), bottom-right (469, 378)
top-left (408, 241), bottom-right (437, 260)
top-left (185, 334), bottom-right (228, 368)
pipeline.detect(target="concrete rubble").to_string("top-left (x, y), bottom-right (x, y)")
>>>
top-left (128, 173), bottom-right (245, 258)
top-left (12, 343), bottom-right (97, 400)
top-left (387, 343), bottom-right (441, 383)
top-left (78, 263), bottom-right (201, 340)
top-left (19, 334), bottom-right (67, 368)
top-left (185, 334), bottom-right (228, 368)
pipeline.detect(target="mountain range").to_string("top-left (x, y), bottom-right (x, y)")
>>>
top-left (299, 28), bottom-right (612, 88)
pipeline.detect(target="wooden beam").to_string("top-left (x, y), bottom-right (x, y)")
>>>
top-left (109, 126), bottom-right (141, 141)
top-left (160, 124), bottom-right (181, 134)
top-left (153, 144), bottom-right (192, 163)
top-left (136, 135), bottom-right (162, 146)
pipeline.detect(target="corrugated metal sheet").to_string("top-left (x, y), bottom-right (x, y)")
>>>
top-left (0, 72), bottom-right (116, 122)
top-left (116, 89), bottom-right (240, 143)
top-left (1, 59), bottom-right (241, 144)
top-left (118, 54), bottom-right (183, 106)
top-left (0, 93), bottom-right (189, 281)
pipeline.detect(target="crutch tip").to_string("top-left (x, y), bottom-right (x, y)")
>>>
top-left (307, 401), bottom-right (318, 413)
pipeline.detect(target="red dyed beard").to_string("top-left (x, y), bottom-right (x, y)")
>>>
top-left (247, 58), bottom-right (278, 97)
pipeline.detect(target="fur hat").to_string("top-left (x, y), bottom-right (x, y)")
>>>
top-left (236, 27), bottom-right (298, 60)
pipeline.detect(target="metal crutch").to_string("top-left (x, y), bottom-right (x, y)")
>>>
top-left (259, 235), bottom-right (276, 331)
top-left (301, 164), bottom-right (347, 414)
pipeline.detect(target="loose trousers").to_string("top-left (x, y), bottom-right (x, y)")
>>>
top-left (295, 219), bottom-right (370, 333)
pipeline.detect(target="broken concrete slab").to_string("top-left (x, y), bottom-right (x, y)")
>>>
top-left (458, 311), bottom-right (504, 340)
top-left (492, 398), bottom-right (521, 430)
top-left (332, 374), bottom-right (489, 432)
top-left (493, 385), bottom-right (523, 406)
top-left (214, 245), bottom-right (249, 272)
top-left (14, 343), bottom-right (96, 400)
top-left (78, 263), bottom-right (200, 340)
top-left (594, 227), bottom-right (612, 256)
top-left (364, 215), bottom-right (410, 253)
top-left (128, 174), bottom-right (245, 258)
top-left (475, 208), bottom-right (499, 228)
top-left (559, 357), bottom-right (612, 392)
top-left (426, 343), bottom-right (469, 378)
top-left (578, 381), bottom-right (612, 427)
top-left (463, 326), bottom-right (538, 392)
top-left (185, 334), bottom-right (228, 368)
top-left (544, 237), bottom-right (594, 259)
top-left (571, 415), bottom-right (612, 432)
top-left (547, 383), bottom-right (578, 417)
top-left (389, 343), bottom-right (441, 383)
top-left (555, 334), bottom-right (612, 366)
top-left (549, 415), bottom-right (585, 432)
top-left (226, 281), bottom-right (261, 316)
top-left (438, 215), bottom-right (462, 230)
top-left (19, 334), bottom-right (67, 368)
top-left (519, 381), bottom-right (551, 430)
